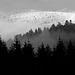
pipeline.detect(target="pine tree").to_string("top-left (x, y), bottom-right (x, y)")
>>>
top-left (37, 28), bottom-right (42, 34)
top-left (29, 29), bottom-right (34, 37)
top-left (37, 42), bottom-right (46, 59)
top-left (53, 37), bottom-right (66, 72)
top-left (54, 37), bottom-right (65, 58)
top-left (22, 41), bottom-right (28, 55)
top-left (66, 40), bottom-right (75, 73)
top-left (45, 44), bottom-right (52, 57)
top-left (67, 40), bottom-right (75, 58)
top-left (35, 29), bottom-right (38, 35)
top-left (23, 40), bottom-right (34, 59)
top-left (10, 37), bottom-right (22, 57)
top-left (0, 37), bottom-right (8, 57)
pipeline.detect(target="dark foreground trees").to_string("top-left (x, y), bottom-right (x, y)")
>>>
top-left (0, 37), bottom-right (8, 57)
top-left (0, 35), bottom-right (75, 74)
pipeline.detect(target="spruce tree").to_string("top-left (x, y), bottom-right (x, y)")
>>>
top-left (37, 42), bottom-right (46, 59)
top-left (10, 37), bottom-right (22, 57)
top-left (0, 37), bottom-right (8, 57)
top-left (23, 40), bottom-right (34, 59)
top-left (54, 37), bottom-right (65, 58)
top-left (67, 40), bottom-right (75, 58)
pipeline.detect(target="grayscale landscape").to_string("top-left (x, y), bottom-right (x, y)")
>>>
top-left (0, 0), bottom-right (75, 74)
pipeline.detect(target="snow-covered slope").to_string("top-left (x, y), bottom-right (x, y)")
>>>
top-left (0, 11), bottom-right (75, 40)
top-left (1, 11), bottom-right (75, 23)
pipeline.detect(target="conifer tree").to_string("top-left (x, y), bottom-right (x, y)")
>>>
top-left (54, 37), bottom-right (65, 58)
top-left (37, 42), bottom-right (46, 59)
top-left (45, 44), bottom-right (52, 58)
top-left (0, 36), bottom-right (8, 57)
top-left (23, 40), bottom-right (34, 59)
top-left (10, 37), bottom-right (22, 56)
top-left (53, 37), bottom-right (66, 73)
top-left (67, 40), bottom-right (75, 58)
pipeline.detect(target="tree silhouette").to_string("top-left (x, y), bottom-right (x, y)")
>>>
top-left (66, 40), bottom-right (75, 60)
top-left (22, 41), bottom-right (27, 55)
top-left (10, 37), bottom-right (22, 57)
top-left (70, 20), bottom-right (72, 25)
top-left (37, 43), bottom-right (55, 74)
top-left (54, 37), bottom-right (66, 58)
top-left (27, 41), bottom-right (34, 58)
top-left (66, 40), bottom-right (75, 72)
top-left (49, 24), bottom-right (56, 31)
top-left (35, 29), bottom-right (38, 35)
top-left (22, 40), bottom-right (35, 75)
top-left (0, 36), bottom-right (8, 57)
top-left (37, 28), bottom-right (42, 34)
top-left (37, 42), bottom-right (46, 59)
top-left (22, 40), bottom-right (35, 59)
top-left (45, 44), bottom-right (52, 58)
top-left (65, 20), bottom-right (69, 26)
top-left (29, 29), bottom-right (34, 37)
top-left (53, 37), bottom-right (66, 73)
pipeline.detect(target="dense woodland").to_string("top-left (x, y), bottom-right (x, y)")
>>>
top-left (0, 20), bottom-right (75, 74)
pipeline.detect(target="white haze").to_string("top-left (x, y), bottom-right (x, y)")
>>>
top-left (0, 10), bottom-right (75, 40)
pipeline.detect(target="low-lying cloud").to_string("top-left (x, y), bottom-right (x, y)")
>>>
top-left (0, 11), bottom-right (75, 40)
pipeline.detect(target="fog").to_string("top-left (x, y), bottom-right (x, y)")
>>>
top-left (0, 11), bottom-right (75, 40)
top-left (0, 21), bottom-right (51, 40)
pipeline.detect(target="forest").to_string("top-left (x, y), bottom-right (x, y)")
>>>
top-left (0, 20), bottom-right (75, 74)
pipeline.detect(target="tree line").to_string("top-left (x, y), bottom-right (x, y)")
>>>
top-left (14, 20), bottom-right (75, 40)
top-left (0, 35), bottom-right (75, 74)
top-left (0, 20), bottom-right (75, 74)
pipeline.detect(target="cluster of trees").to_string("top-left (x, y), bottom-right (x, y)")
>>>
top-left (0, 35), bottom-right (75, 74)
top-left (25, 27), bottom-right (42, 37)
top-left (14, 20), bottom-right (75, 41)
top-left (14, 27), bottom-right (43, 41)
top-left (1, 20), bottom-right (75, 74)
top-left (49, 20), bottom-right (75, 32)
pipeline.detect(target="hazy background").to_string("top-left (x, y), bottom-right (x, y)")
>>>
top-left (0, 0), bottom-right (75, 14)
top-left (0, 0), bottom-right (75, 40)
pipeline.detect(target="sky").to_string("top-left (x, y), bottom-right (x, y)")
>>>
top-left (0, 0), bottom-right (75, 14)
